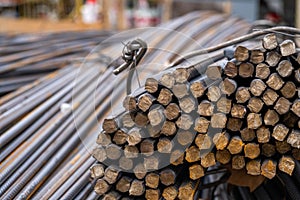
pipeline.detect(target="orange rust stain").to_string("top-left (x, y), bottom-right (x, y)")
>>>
top-left (70, 154), bottom-right (81, 165)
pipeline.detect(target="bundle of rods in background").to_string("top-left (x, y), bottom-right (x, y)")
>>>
top-left (93, 29), bottom-right (300, 199)
top-left (0, 30), bottom-right (116, 96)
top-left (0, 11), bottom-right (257, 199)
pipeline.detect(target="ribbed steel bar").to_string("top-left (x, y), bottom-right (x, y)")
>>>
top-left (32, 67), bottom-right (116, 197)
top-left (0, 68), bottom-right (97, 185)
top-left (73, 181), bottom-right (95, 200)
top-left (0, 69), bottom-right (84, 146)
top-left (11, 78), bottom-right (120, 199)
top-left (0, 68), bottom-right (76, 131)
top-left (0, 66), bottom-right (109, 161)
top-left (171, 26), bottom-right (300, 66)
top-left (60, 171), bottom-right (91, 200)
top-left (0, 66), bottom-right (73, 112)
top-left (1, 84), bottom-right (98, 198)
top-left (52, 159), bottom-right (95, 200)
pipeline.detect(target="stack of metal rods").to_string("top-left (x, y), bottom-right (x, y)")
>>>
top-left (0, 30), bottom-right (118, 95)
top-left (0, 11), bottom-right (253, 199)
top-left (94, 26), bottom-right (300, 199)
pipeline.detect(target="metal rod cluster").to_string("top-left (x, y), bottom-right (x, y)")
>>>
top-left (0, 31), bottom-right (118, 96)
top-left (0, 11), bottom-right (253, 199)
top-left (94, 25), bottom-right (300, 200)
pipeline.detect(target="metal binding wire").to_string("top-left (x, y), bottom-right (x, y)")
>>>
top-left (112, 38), bottom-right (147, 95)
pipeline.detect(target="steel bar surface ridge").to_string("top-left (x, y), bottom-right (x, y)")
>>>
top-left (0, 10), bottom-right (298, 200)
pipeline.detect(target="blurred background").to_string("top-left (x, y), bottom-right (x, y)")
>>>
top-left (0, 0), bottom-right (299, 33)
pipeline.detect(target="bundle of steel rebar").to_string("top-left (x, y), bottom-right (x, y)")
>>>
top-left (1, 11), bottom-right (256, 199)
top-left (0, 30), bottom-right (118, 96)
top-left (93, 26), bottom-right (300, 199)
